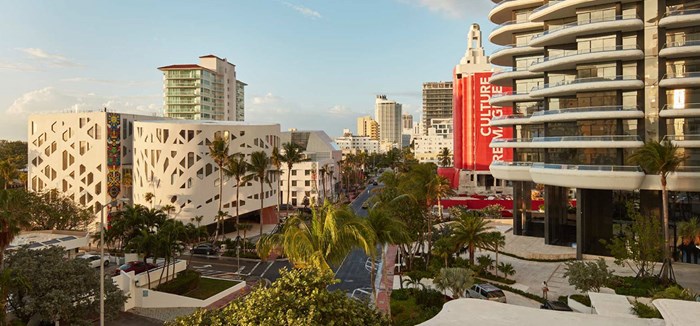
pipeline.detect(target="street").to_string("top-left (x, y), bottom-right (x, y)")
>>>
top-left (188, 255), bottom-right (292, 282)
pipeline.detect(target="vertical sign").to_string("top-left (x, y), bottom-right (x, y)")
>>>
top-left (106, 113), bottom-right (122, 200)
top-left (470, 72), bottom-right (513, 171)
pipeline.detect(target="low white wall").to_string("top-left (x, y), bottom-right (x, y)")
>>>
top-left (139, 279), bottom-right (246, 308)
top-left (568, 295), bottom-right (593, 314)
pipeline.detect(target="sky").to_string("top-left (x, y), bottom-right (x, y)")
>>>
top-left (0, 0), bottom-right (497, 140)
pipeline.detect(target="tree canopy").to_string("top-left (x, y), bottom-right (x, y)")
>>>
top-left (167, 267), bottom-right (389, 326)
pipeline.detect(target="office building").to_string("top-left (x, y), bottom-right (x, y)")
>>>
top-left (159, 55), bottom-right (242, 121)
top-left (356, 116), bottom-right (379, 140)
top-left (488, 0), bottom-right (700, 258)
top-left (402, 114), bottom-right (413, 130)
top-left (422, 82), bottom-right (454, 133)
top-left (374, 95), bottom-right (402, 149)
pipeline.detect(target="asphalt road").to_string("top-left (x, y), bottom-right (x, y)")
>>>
top-left (328, 183), bottom-right (379, 293)
top-left (188, 254), bottom-right (292, 282)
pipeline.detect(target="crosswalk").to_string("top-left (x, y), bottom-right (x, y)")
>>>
top-left (191, 261), bottom-right (272, 280)
top-left (192, 265), bottom-right (244, 280)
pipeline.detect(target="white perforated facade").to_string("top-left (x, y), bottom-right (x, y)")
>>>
top-left (132, 120), bottom-right (281, 225)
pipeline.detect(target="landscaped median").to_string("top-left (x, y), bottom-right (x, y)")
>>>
top-left (137, 275), bottom-right (246, 309)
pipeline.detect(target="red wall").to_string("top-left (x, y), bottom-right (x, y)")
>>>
top-left (440, 198), bottom-right (544, 217)
top-left (453, 71), bottom-right (513, 171)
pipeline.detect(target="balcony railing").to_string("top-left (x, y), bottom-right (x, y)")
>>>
top-left (532, 135), bottom-right (642, 142)
top-left (491, 19), bottom-right (535, 33)
top-left (534, 14), bottom-right (639, 39)
top-left (532, 162), bottom-right (643, 172)
top-left (665, 7), bottom-right (700, 17)
top-left (662, 103), bottom-right (700, 111)
top-left (665, 71), bottom-right (700, 79)
top-left (665, 33), bottom-right (700, 48)
top-left (491, 43), bottom-right (536, 56)
top-left (492, 90), bottom-right (532, 99)
top-left (532, 75), bottom-right (639, 92)
top-left (491, 113), bottom-right (528, 121)
top-left (491, 138), bottom-right (532, 144)
top-left (491, 161), bottom-right (534, 167)
top-left (535, 45), bottom-right (639, 64)
top-left (532, 105), bottom-right (639, 116)
top-left (663, 134), bottom-right (700, 141)
top-left (531, 0), bottom-right (564, 14)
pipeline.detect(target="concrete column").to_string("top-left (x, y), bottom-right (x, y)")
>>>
top-left (512, 181), bottom-right (532, 236)
top-left (576, 189), bottom-right (614, 259)
top-left (544, 186), bottom-right (568, 245)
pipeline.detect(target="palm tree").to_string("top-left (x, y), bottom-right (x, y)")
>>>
top-left (144, 192), bottom-right (155, 208)
top-left (450, 208), bottom-right (494, 265)
top-left (484, 232), bottom-right (506, 277)
top-left (224, 153), bottom-right (250, 239)
top-left (437, 147), bottom-right (451, 168)
top-left (0, 190), bottom-right (29, 263)
top-left (318, 164), bottom-right (329, 202)
top-left (246, 151), bottom-right (272, 238)
top-left (0, 159), bottom-right (18, 189)
top-left (433, 267), bottom-right (474, 298)
top-left (271, 146), bottom-right (283, 220)
top-left (366, 207), bottom-right (409, 296)
top-left (429, 175), bottom-right (454, 221)
top-left (677, 217), bottom-right (700, 263)
top-left (280, 142), bottom-right (310, 215)
top-left (208, 132), bottom-right (230, 243)
top-left (257, 201), bottom-right (375, 273)
top-left (628, 139), bottom-right (686, 281)
top-left (497, 262), bottom-right (516, 279)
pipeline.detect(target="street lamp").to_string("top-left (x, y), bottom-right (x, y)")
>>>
top-left (99, 198), bottom-right (127, 326)
top-left (235, 236), bottom-right (242, 276)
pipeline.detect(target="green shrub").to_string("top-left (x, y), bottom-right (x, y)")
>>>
top-left (610, 276), bottom-right (661, 297)
top-left (478, 271), bottom-right (516, 285)
top-left (631, 300), bottom-right (662, 319)
top-left (413, 288), bottom-right (445, 308)
top-left (569, 294), bottom-right (591, 307)
top-left (390, 288), bottom-right (444, 326)
top-left (652, 285), bottom-right (695, 301)
top-left (156, 270), bottom-right (201, 295)
top-left (391, 288), bottom-right (411, 301)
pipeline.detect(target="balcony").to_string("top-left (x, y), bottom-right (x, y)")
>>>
top-left (530, 0), bottom-right (628, 22)
top-left (530, 163), bottom-right (645, 190)
top-left (530, 45), bottom-right (643, 72)
top-left (489, 138), bottom-right (533, 149)
top-left (489, 114), bottom-right (533, 127)
top-left (490, 20), bottom-right (544, 46)
top-left (530, 15), bottom-right (643, 47)
top-left (489, 161), bottom-right (533, 181)
top-left (489, 0), bottom-right (545, 24)
top-left (659, 71), bottom-right (700, 89)
top-left (529, 75), bottom-right (643, 98)
top-left (659, 35), bottom-right (700, 59)
top-left (530, 135), bottom-right (643, 148)
top-left (660, 8), bottom-right (700, 29)
top-left (489, 91), bottom-right (534, 107)
top-left (489, 67), bottom-right (544, 87)
top-left (658, 103), bottom-right (700, 118)
top-left (529, 105), bottom-right (643, 124)
top-left (663, 135), bottom-right (700, 148)
top-left (490, 44), bottom-right (543, 66)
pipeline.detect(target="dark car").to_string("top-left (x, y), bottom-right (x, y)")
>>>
top-left (113, 261), bottom-right (157, 276)
top-left (190, 243), bottom-right (219, 255)
top-left (372, 181), bottom-right (378, 186)
top-left (540, 300), bottom-right (573, 311)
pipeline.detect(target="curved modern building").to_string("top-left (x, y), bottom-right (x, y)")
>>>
top-left (488, 0), bottom-right (700, 257)
top-left (132, 120), bottom-right (281, 226)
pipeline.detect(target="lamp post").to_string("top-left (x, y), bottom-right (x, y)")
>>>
top-left (235, 236), bottom-right (242, 275)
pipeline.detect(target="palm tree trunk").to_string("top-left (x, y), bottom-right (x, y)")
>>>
top-left (236, 180), bottom-right (241, 239)
top-left (260, 182), bottom-right (264, 238)
top-left (469, 243), bottom-right (475, 265)
top-left (370, 256), bottom-right (376, 299)
top-left (661, 178), bottom-right (671, 280)
top-left (214, 168), bottom-right (223, 243)
top-left (495, 245), bottom-right (499, 277)
top-left (287, 167), bottom-right (292, 217)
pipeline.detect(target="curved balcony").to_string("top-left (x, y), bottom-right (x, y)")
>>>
top-left (490, 138), bottom-right (533, 149)
top-left (660, 8), bottom-right (700, 29)
top-left (530, 0), bottom-right (628, 22)
top-left (530, 135), bottom-right (643, 148)
top-left (489, 0), bottom-right (544, 24)
top-left (489, 161), bottom-right (533, 181)
top-left (530, 163), bottom-right (645, 190)
top-left (490, 20), bottom-right (544, 46)
top-left (530, 45), bottom-right (643, 72)
top-left (641, 166), bottom-right (700, 192)
top-left (489, 114), bottom-right (533, 127)
top-left (663, 135), bottom-right (700, 148)
top-left (659, 35), bottom-right (700, 59)
top-left (659, 71), bottom-right (700, 89)
top-left (490, 44), bottom-right (543, 66)
top-left (658, 103), bottom-right (700, 118)
top-left (530, 15), bottom-right (643, 47)
top-left (489, 91), bottom-right (534, 107)
top-left (489, 67), bottom-right (544, 87)
top-left (529, 105), bottom-right (643, 123)
top-left (529, 75), bottom-right (643, 98)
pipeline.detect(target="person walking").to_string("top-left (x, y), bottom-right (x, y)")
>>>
top-left (542, 281), bottom-right (549, 300)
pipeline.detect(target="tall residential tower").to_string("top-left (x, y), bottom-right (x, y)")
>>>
top-left (375, 95), bottom-right (403, 149)
top-left (422, 82), bottom-right (453, 134)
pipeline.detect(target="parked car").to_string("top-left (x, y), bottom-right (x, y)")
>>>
top-left (372, 181), bottom-right (378, 186)
top-left (467, 283), bottom-right (507, 303)
top-left (190, 243), bottom-right (220, 255)
top-left (361, 201), bottom-right (369, 209)
top-left (540, 300), bottom-right (573, 311)
top-left (78, 253), bottom-right (110, 268)
top-left (113, 261), bottom-right (157, 276)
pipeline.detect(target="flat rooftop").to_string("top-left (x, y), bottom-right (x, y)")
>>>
top-left (8, 230), bottom-right (89, 251)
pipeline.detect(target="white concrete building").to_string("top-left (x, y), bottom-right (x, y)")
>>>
top-left (132, 120), bottom-right (281, 226)
top-left (279, 130), bottom-right (341, 207)
top-left (334, 131), bottom-right (380, 158)
top-left (159, 54), bottom-right (242, 121)
top-left (414, 118), bottom-right (453, 164)
top-left (375, 95), bottom-right (402, 149)
top-left (27, 111), bottom-right (159, 222)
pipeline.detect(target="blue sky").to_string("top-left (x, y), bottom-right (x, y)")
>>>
top-left (0, 0), bottom-right (495, 140)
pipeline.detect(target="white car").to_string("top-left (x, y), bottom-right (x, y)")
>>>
top-left (78, 254), bottom-right (110, 268)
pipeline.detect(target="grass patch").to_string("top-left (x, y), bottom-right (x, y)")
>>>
top-left (569, 294), bottom-right (591, 307)
top-left (608, 276), bottom-right (662, 297)
top-left (390, 289), bottom-right (444, 326)
top-left (183, 277), bottom-right (239, 300)
top-left (474, 277), bottom-right (546, 304)
top-left (631, 300), bottom-right (663, 319)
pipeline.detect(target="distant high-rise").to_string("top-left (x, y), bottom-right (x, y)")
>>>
top-left (356, 116), bottom-right (379, 140)
top-left (422, 82), bottom-right (453, 134)
top-left (402, 114), bottom-right (413, 130)
top-left (235, 80), bottom-right (247, 121)
top-left (159, 55), bottom-right (242, 121)
top-left (374, 95), bottom-right (402, 148)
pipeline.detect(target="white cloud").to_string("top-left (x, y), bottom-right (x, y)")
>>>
top-left (283, 1), bottom-right (322, 19)
top-left (252, 92), bottom-right (282, 105)
top-left (327, 104), bottom-right (354, 116)
top-left (16, 48), bottom-right (81, 68)
top-left (398, 0), bottom-right (490, 19)
top-left (0, 61), bottom-right (38, 71)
